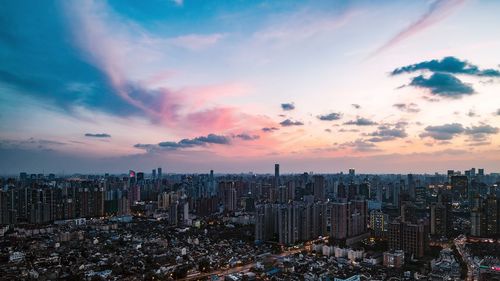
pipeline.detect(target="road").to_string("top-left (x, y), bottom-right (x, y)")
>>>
top-left (454, 236), bottom-right (477, 281)
top-left (179, 248), bottom-right (303, 281)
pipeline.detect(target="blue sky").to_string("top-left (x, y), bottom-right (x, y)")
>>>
top-left (1, 0), bottom-right (500, 174)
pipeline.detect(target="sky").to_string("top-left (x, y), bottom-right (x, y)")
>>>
top-left (1, 0), bottom-right (500, 174)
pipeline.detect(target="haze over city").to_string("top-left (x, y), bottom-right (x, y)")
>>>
top-left (1, 0), bottom-right (500, 174)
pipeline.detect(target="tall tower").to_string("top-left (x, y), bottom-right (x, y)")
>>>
top-left (274, 164), bottom-right (280, 188)
top-left (157, 167), bottom-right (162, 179)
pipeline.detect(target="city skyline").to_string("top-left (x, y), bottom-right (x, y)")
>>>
top-left (2, 166), bottom-right (493, 177)
top-left (2, 0), bottom-right (500, 174)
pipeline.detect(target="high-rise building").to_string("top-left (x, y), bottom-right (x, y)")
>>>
top-left (447, 170), bottom-right (454, 181)
top-left (348, 183), bottom-right (358, 200)
top-left (255, 199), bottom-right (368, 245)
top-left (388, 219), bottom-right (427, 258)
top-left (328, 201), bottom-right (348, 239)
top-left (277, 186), bottom-right (288, 204)
top-left (407, 174), bottom-right (415, 200)
top-left (359, 182), bottom-right (370, 200)
top-left (370, 210), bottom-right (388, 237)
top-left (169, 201), bottom-right (178, 226)
top-left (471, 194), bottom-right (500, 237)
top-left (158, 191), bottom-right (177, 210)
top-left (451, 175), bottom-right (468, 200)
top-left (414, 186), bottom-right (426, 204)
top-left (136, 172), bottom-right (144, 182)
top-left (485, 195), bottom-right (498, 236)
top-left (471, 210), bottom-right (482, 236)
top-left (218, 181), bottom-right (238, 212)
top-left (313, 175), bottom-right (325, 201)
top-left (277, 204), bottom-right (300, 245)
top-left (349, 200), bottom-right (368, 237)
top-left (391, 183), bottom-right (400, 207)
top-left (209, 170), bottom-right (216, 196)
top-left (0, 187), bottom-right (18, 225)
top-left (430, 202), bottom-right (448, 237)
top-left (152, 169), bottom-right (156, 179)
top-left (349, 169), bottom-right (355, 177)
top-left (130, 185), bottom-right (140, 205)
top-left (400, 201), bottom-right (417, 223)
top-left (286, 181), bottom-right (296, 201)
top-left (157, 167), bottom-right (162, 179)
top-left (337, 182), bottom-right (347, 199)
top-left (470, 168), bottom-right (476, 177)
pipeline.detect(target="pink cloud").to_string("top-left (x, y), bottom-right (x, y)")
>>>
top-left (185, 107), bottom-right (276, 135)
top-left (185, 107), bottom-right (239, 134)
top-left (65, 1), bottom-right (268, 134)
top-left (177, 83), bottom-right (249, 112)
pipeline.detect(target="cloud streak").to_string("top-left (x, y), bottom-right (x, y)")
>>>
top-left (262, 127), bottom-right (279, 132)
top-left (464, 125), bottom-right (499, 141)
top-left (85, 133), bottom-right (111, 138)
top-left (420, 123), bottom-right (464, 140)
top-left (366, 123), bottom-right (408, 142)
top-left (337, 139), bottom-right (380, 152)
top-left (370, 0), bottom-right (466, 57)
top-left (135, 133), bottom-right (231, 152)
top-left (317, 112), bottom-right (342, 121)
top-left (344, 117), bottom-right (377, 126)
top-left (393, 103), bottom-right (420, 113)
top-left (420, 123), bottom-right (499, 141)
top-left (280, 119), bottom-right (304, 126)
top-left (234, 133), bottom-right (260, 141)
